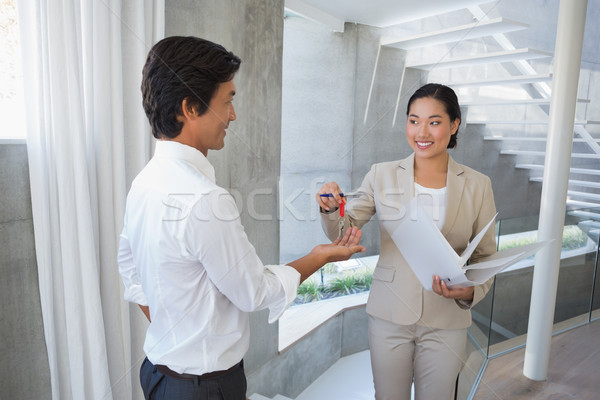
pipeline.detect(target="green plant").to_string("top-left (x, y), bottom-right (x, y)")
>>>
top-left (561, 225), bottom-right (589, 250)
top-left (321, 262), bottom-right (338, 274)
top-left (293, 266), bottom-right (375, 305)
top-left (498, 225), bottom-right (589, 252)
top-left (324, 269), bottom-right (373, 296)
top-left (498, 233), bottom-right (537, 251)
top-left (295, 279), bottom-right (324, 303)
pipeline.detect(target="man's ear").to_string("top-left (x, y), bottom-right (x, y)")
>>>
top-left (181, 98), bottom-right (196, 119)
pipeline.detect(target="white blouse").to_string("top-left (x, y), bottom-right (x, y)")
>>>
top-left (414, 182), bottom-right (447, 230)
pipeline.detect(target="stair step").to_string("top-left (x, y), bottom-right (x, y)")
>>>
top-left (468, 120), bottom-right (600, 125)
top-left (530, 178), bottom-right (600, 189)
top-left (567, 199), bottom-right (600, 209)
top-left (578, 220), bottom-right (600, 229)
top-left (484, 136), bottom-right (598, 143)
top-left (574, 126), bottom-right (600, 154)
top-left (407, 48), bottom-right (552, 70)
top-left (570, 211), bottom-right (600, 221)
top-left (568, 191), bottom-right (600, 201)
top-left (382, 17), bottom-right (528, 49)
top-left (515, 164), bottom-right (600, 176)
top-left (462, 98), bottom-right (589, 106)
top-left (501, 150), bottom-right (600, 159)
top-left (448, 74), bottom-right (552, 87)
top-left (567, 200), bottom-right (600, 212)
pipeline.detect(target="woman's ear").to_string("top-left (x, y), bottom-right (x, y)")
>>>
top-left (451, 118), bottom-right (461, 135)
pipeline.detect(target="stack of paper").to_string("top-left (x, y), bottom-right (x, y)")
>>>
top-left (381, 197), bottom-right (548, 290)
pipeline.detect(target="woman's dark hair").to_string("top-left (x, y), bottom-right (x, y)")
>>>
top-left (141, 36), bottom-right (242, 139)
top-left (406, 83), bottom-right (461, 149)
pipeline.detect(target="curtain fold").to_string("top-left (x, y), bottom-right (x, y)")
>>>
top-left (18, 1), bottom-right (163, 398)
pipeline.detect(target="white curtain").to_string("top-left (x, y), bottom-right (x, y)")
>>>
top-left (18, 0), bottom-right (164, 398)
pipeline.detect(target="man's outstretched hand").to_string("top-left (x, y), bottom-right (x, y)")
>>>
top-left (288, 227), bottom-right (366, 283)
top-left (313, 226), bottom-right (366, 263)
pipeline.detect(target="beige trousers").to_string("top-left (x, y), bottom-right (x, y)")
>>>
top-left (368, 315), bottom-right (467, 400)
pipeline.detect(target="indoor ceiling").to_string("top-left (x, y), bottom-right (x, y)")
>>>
top-left (285, 0), bottom-right (491, 29)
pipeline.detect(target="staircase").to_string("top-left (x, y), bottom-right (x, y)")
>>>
top-left (382, 1), bottom-right (600, 240)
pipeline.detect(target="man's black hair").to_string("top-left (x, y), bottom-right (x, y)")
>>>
top-left (141, 36), bottom-right (242, 139)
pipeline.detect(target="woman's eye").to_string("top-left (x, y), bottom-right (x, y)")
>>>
top-left (431, 121), bottom-right (440, 126)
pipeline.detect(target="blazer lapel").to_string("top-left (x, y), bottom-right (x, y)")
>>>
top-left (441, 155), bottom-right (465, 236)
top-left (397, 153), bottom-right (415, 206)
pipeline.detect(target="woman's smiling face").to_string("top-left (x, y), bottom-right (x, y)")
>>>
top-left (406, 96), bottom-right (459, 162)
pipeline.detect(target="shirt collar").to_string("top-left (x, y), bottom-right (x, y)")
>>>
top-left (154, 140), bottom-right (216, 183)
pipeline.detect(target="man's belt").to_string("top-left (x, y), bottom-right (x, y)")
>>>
top-left (156, 360), bottom-right (242, 381)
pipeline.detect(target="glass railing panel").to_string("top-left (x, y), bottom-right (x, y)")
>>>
top-left (469, 281), bottom-right (494, 354)
top-left (567, 207), bottom-right (600, 323)
top-left (553, 207), bottom-right (599, 330)
top-left (458, 221), bottom-right (501, 398)
top-left (457, 334), bottom-right (487, 400)
top-left (483, 215), bottom-right (537, 356)
top-left (592, 234), bottom-right (600, 320)
top-left (487, 206), bottom-right (600, 356)
top-left (486, 266), bottom-right (532, 356)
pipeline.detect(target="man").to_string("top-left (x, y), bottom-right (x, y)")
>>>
top-left (118, 36), bottom-right (365, 400)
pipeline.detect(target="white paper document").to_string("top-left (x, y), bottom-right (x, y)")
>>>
top-left (382, 197), bottom-right (548, 290)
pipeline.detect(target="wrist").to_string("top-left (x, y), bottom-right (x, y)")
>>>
top-left (461, 288), bottom-right (474, 302)
top-left (311, 244), bottom-right (333, 265)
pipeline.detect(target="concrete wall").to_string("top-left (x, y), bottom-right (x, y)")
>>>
top-left (249, 306), bottom-right (369, 398)
top-left (280, 18), bottom-right (359, 261)
top-left (0, 143), bottom-right (51, 400)
top-left (280, 17), bottom-right (416, 261)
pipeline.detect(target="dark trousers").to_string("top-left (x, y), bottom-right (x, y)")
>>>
top-left (140, 357), bottom-right (247, 400)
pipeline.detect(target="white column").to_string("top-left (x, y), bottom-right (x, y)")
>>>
top-left (523, 0), bottom-right (588, 381)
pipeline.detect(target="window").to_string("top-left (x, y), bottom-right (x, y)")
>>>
top-left (0, 0), bottom-right (25, 140)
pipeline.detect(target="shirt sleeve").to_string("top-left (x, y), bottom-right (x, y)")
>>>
top-left (184, 188), bottom-right (300, 323)
top-left (117, 223), bottom-right (148, 306)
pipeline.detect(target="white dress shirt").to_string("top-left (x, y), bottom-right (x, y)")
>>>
top-left (118, 140), bottom-right (300, 375)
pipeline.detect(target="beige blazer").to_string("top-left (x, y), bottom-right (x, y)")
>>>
top-left (321, 154), bottom-right (497, 329)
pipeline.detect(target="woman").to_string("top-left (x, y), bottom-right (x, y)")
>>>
top-left (316, 83), bottom-right (497, 400)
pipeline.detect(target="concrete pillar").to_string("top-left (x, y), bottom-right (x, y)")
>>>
top-left (523, 0), bottom-right (588, 381)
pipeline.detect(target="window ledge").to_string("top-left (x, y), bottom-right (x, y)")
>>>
top-left (0, 138), bottom-right (26, 144)
top-left (278, 291), bottom-right (369, 352)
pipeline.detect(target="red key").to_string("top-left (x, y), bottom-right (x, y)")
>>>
top-left (340, 198), bottom-right (345, 217)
